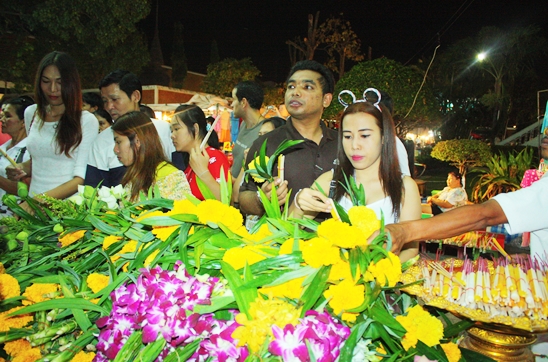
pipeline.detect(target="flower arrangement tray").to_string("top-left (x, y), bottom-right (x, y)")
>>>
top-left (401, 258), bottom-right (548, 333)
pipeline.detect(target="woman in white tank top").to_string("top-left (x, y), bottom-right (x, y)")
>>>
top-left (290, 88), bottom-right (421, 262)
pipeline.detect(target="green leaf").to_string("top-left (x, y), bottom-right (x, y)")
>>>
top-left (88, 215), bottom-right (122, 235)
top-left (442, 318), bottom-right (475, 338)
top-left (220, 261), bottom-right (257, 318)
top-left (413, 340), bottom-right (448, 362)
top-left (338, 320), bottom-right (371, 362)
top-left (196, 175), bottom-right (217, 200)
top-left (163, 338), bottom-right (202, 362)
top-left (135, 336), bottom-right (166, 361)
top-left (113, 330), bottom-right (143, 362)
top-left (299, 265), bottom-right (331, 316)
top-left (219, 166), bottom-right (232, 205)
top-left (368, 301), bottom-right (406, 336)
top-left (9, 298), bottom-right (109, 316)
top-left (460, 347), bottom-right (497, 361)
top-left (194, 296), bottom-right (235, 314)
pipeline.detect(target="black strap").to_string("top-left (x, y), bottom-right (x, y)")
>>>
top-left (16, 147), bottom-right (27, 163)
top-left (328, 179), bottom-right (337, 199)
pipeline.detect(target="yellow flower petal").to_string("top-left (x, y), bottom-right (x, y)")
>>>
top-left (301, 237), bottom-right (340, 268)
top-left (58, 230), bottom-right (86, 247)
top-left (348, 205), bottom-right (381, 240)
top-left (367, 252), bottom-right (402, 287)
top-left (317, 219), bottom-right (364, 249)
top-left (324, 279), bottom-right (365, 316)
top-left (441, 342), bottom-right (462, 362)
top-left (86, 273), bottom-right (109, 294)
top-left (22, 283), bottom-right (59, 306)
top-left (0, 273), bottom-right (20, 300)
top-left (102, 235), bottom-right (122, 250)
top-left (222, 246), bottom-right (267, 270)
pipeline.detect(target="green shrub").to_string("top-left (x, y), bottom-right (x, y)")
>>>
top-left (471, 148), bottom-right (535, 202)
top-left (430, 139), bottom-right (491, 177)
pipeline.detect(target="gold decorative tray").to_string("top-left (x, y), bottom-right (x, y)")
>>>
top-left (401, 258), bottom-right (548, 333)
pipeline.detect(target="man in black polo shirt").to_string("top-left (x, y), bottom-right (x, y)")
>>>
top-left (239, 60), bottom-right (337, 217)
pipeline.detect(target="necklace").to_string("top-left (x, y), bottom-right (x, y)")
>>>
top-left (46, 105), bottom-right (64, 120)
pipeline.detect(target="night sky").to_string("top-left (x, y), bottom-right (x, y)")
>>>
top-left (140, 0), bottom-right (548, 83)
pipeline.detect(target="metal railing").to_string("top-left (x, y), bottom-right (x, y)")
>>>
top-left (496, 121), bottom-right (541, 147)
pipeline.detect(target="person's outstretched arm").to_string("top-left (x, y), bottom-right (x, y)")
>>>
top-left (385, 200), bottom-right (508, 254)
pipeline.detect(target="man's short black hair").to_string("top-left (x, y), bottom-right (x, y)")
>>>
top-left (286, 60), bottom-right (335, 95)
top-left (98, 69), bottom-right (142, 104)
top-left (140, 104), bottom-right (155, 119)
top-left (234, 80), bottom-right (264, 110)
top-left (83, 92), bottom-right (103, 110)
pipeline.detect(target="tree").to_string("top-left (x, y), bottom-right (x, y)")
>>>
top-left (325, 58), bottom-right (440, 137)
top-left (263, 83), bottom-right (284, 107)
top-left (0, 0), bottom-right (151, 89)
top-left (430, 26), bottom-right (548, 140)
top-left (319, 14), bottom-right (364, 79)
top-left (286, 11), bottom-right (321, 64)
top-left (430, 139), bottom-right (491, 179)
top-left (202, 58), bottom-right (260, 97)
top-left (171, 22), bottom-right (188, 89)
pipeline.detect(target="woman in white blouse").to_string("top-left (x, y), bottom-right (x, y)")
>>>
top-left (0, 96), bottom-right (34, 216)
top-left (6, 51), bottom-right (98, 211)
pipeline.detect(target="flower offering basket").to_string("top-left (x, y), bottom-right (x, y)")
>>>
top-left (401, 257), bottom-right (548, 361)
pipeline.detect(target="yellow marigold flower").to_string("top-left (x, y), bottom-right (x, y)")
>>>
top-left (376, 345), bottom-right (387, 355)
top-left (328, 259), bottom-right (360, 283)
top-left (317, 218), bottom-right (364, 249)
top-left (144, 249), bottom-right (160, 267)
top-left (441, 342), bottom-right (461, 362)
top-left (86, 273), bottom-right (109, 294)
top-left (111, 240), bottom-right (140, 263)
top-left (248, 223), bottom-right (272, 242)
top-left (12, 348), bottom-right (41, 362)
top-left (0, 307), bottom-right (33, 332)
top-left (58, 230), bottom-right (86, 247)
top-left (152, 225), bottom-right (179, 241)
top-left (0, 273), bottom-right (20, 300)
top-left (22, 283), bottom-right (59, 305)
top-left (232, 297), bottom-right (300, 353)
top-left (279, 238), bottom-right (303, 255)
top-left (102, 235), bottom-right (122, 250)
top-left (169, 198), bottom-right (198, 216)
top-left (396, 305), bottom-right (444, 350)
top-left (222, 246), bottom-right (266, 270)
top-left (233, 225), bottom-right (253, 240)
top-left (348, 205), bottom-right (380, 241)
top-left (4, 339), bottom-right (32, 356)
top-left (301, 237), bottom-right (340, 268)
top-left (324, 279), bottom-right (365, 316)
top-left (342, 312), bottom-right (359, 323)
top-left (196, 200), bottom-right (243, 232)
top-left (0, 261), bottom-right (5, 273)
top-left (247, 156), bottom-right (269, 183)
top-left (0, 358), bottom-right (5, 362)
top-left (396, 314), bottom-right (418, 350)
top-left (259, 276), bottom-right (306, 300)
top-left (366, 252), bottom-right (402, 287)
top-left (71, 351), bottom-right (96, 362)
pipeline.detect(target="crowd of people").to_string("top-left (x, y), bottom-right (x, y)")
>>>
top-left (1, 50), bottom-right (547, 263)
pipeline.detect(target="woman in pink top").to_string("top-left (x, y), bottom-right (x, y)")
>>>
top-left (170, 106), bottom-right (230, 201)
